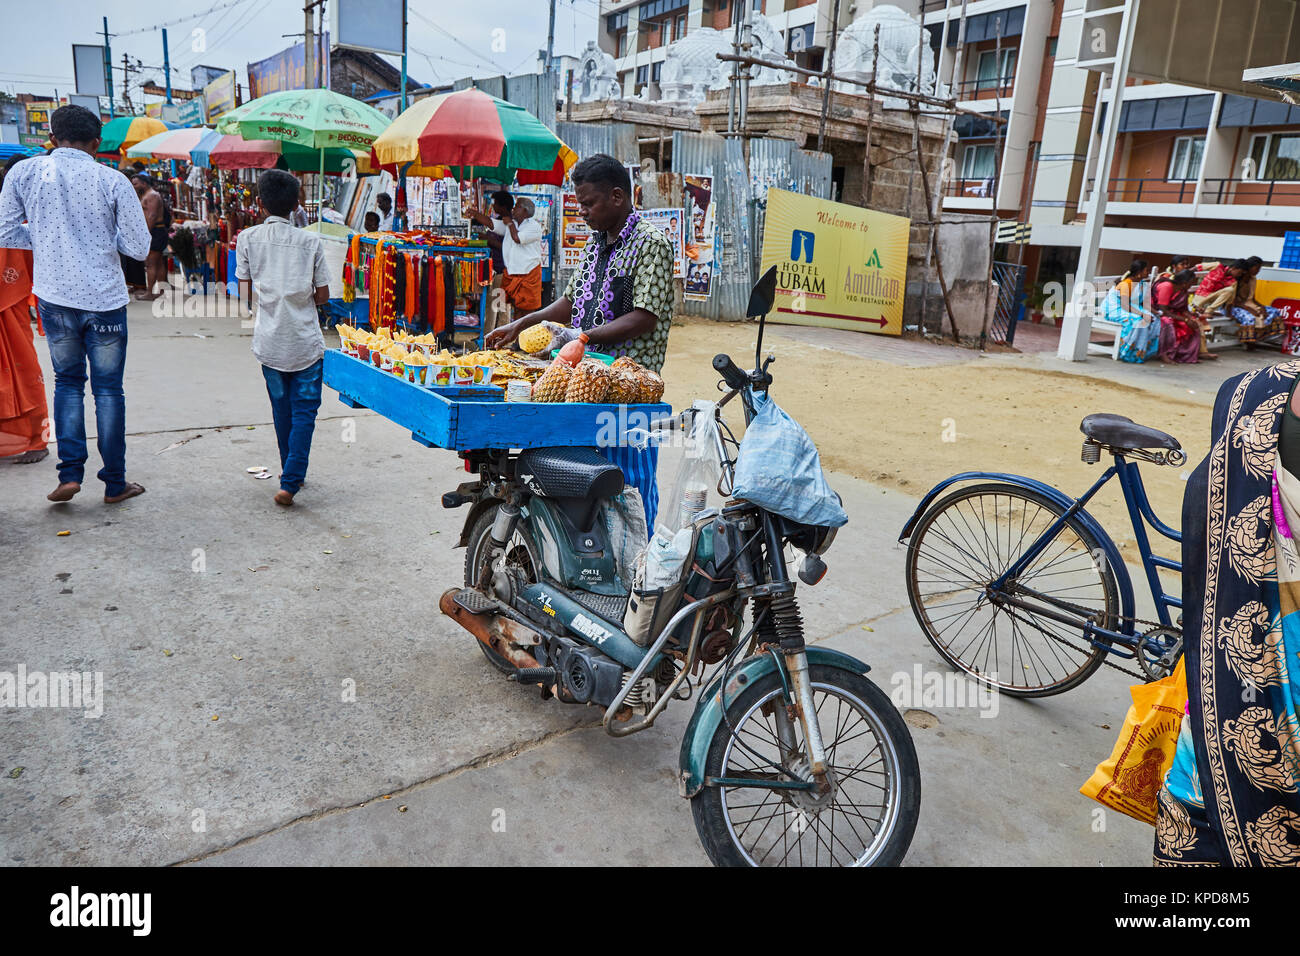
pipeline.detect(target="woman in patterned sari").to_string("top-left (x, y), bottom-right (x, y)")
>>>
top-left (1155, 363), bottom-right (1300, 865)
top-left (1232, 258), bottom-right (1285, 350)
top-left (1152, 269), bottom-right (1203, 364)
top-left (1103, 259), bottom-right (1159, 363)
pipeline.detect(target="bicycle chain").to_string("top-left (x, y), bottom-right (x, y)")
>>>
top-left (992, 591), bottom-right (1176, 682)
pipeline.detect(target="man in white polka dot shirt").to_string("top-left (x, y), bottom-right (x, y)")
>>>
top-left (0, 105), bottom-right (151, 504)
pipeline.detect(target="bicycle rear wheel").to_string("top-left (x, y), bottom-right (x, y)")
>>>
top-left (904, 482), bottom-right (1118, 698)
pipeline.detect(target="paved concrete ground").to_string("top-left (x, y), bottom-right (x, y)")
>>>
top-left (0, 299), bottom-right (1184, 865)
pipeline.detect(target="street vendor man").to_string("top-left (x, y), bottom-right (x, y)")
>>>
top-left (487, 153), bottom-right (674, 529)
top-left (486, 153), bottom-right (673, 374)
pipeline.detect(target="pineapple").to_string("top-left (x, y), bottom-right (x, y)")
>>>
top-left (517, 323), bottom-right (553, 354)
top-left (606, 367), bottom-right (641, 404)
top-left (635, 369), bottom-right (665, 404)
top-left (531, 359), bottom-right (573, 402)
top-left (565, 359), bottom-right (612, 403)
top-left (611, 356), bottom-right (641, 373)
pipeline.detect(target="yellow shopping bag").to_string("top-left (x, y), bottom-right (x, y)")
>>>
top-left (1080, 657), bottom-right (1187, 825)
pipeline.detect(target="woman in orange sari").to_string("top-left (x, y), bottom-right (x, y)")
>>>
top-left (0, 155), bottom-right (49, 463)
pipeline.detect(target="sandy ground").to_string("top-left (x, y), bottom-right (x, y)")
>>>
top-left (660, 319), bottom-right (1206, 560)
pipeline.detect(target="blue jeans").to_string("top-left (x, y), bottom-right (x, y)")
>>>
top-left (38, 299), bottom-right (129, 496)
top-left (262, 359), bottom-right (322, 494)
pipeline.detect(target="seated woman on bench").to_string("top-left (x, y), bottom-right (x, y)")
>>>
top-left (1229, 256), bottom-right (1284, 350)
top-left (1103, 259), bottom-right (1159, 363)
top-left (1153, 269), bottom-right (1204, 364)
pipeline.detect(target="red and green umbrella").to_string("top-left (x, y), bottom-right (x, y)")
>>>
top-left (206, 133), bottom-right (376, 174)
top-left (370, 88), bottom-right (577, 185)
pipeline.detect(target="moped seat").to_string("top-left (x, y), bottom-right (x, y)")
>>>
top-left (1080, 414), bottom-right (1180, 452)
top-left (518, 446), bottom-right (625, 501)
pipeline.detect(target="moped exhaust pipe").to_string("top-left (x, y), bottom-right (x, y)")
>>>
top-left (438, 589), bottom-right (543, 672)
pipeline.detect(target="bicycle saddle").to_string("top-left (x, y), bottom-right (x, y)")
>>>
top-left (1080, 414), bottom-right (1181, 451)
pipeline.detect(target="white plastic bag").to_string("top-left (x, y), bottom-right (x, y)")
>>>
top-left (658, 400), bottom-right (723, 538)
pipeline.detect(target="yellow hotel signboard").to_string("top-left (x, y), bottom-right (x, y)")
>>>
top-left (759, 188), bottom-right (909, 335)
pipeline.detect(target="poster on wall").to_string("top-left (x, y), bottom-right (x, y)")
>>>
top-left (683, 173), bottom-right (716, 301)
top-left (560, 190), bottom-right (590, 270)
top-left (625, 162), bottom-right (643, 208)
top-left (758, 187), bottom-right (909, 336)
top-left (641, 208), bottom-right (686, 279)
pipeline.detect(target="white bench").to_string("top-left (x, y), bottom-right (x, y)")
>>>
top-left (1087, 271), bottom-right (1240, 359)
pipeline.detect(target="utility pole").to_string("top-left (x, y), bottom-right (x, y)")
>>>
top-left (400, 0), bottom-right (408, 110)
top-left (121, 53), bottom-right (134, 113)
top-left (816, 0), bottom-right (841, 153)
top-left (546, 0), bottom-right (557, 76)
top-left (162, 28), bottom-right (172, 103)
top-left (304, 0), bottom-right (315, 90)
top-left (103, 17), bottom-right (115, 119)
top-left (317, 1), bottom-right (325, 87)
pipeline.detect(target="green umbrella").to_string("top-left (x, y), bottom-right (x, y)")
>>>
top-left (223, 89), bottom-right (390, 150)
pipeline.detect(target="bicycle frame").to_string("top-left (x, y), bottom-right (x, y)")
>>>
top-left (952, 455), bottom-right (1181, 660)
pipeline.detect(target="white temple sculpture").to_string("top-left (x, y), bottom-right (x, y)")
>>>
top-left (659, 15), bottom-right (795, 104)
top-left (832, 5), bottom-right (936, 109)
top-left (575, 40), bottom-right (622, 103)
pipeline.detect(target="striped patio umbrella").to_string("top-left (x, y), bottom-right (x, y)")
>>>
top-left (126, 126), bottom-right (223, 165)
top-left (371, 88), bottom-right (577, 185)
top-left (207, 133), bottom-right (375, 175)
top-left (97, 115), bottom-right (174, 155)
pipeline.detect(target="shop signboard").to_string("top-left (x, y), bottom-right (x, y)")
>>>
top-left (758, 187), bottom-right (909, 336)
top-left (203, 70), bottom-right (237, 121)
top-left (247, 35), bottom-right (330, 98)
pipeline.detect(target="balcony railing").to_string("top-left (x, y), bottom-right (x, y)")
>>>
top-left (1084, 178), bottom-right (1198, 203)
top-left (1200, 178), bottom-right (1300, 205)
top-left (945, 177), bottom-right (995, 199)
top-left (952, 76), bottom-right (1014, 99)
top-left (1084, 177), bottom-right (1300, 205)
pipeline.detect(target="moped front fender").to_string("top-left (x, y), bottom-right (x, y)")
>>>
top-left (896, 471), bottom-right (1137, 637)
top-left (677, 647), bottom-right (870, 799)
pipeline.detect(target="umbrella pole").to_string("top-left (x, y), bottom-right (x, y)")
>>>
top-left (319, 147), bottom-right (325, 223)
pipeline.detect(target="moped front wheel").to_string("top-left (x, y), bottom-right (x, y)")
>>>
top-left (691, 665), bottom-right (920, 867)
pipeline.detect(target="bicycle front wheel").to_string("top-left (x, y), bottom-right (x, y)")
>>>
top-left (904, 482), bottom-right (1118, 697)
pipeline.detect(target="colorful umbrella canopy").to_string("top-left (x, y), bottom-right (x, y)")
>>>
top-left (217, 89), bottom-right (390, 150)
top-left (206, 133), bottom-right (374, 174)
top-left (97, 116), bottom-right (174, 154)
top-left (126, 126), bottom-right (223, 164)
top-left (0, 143), bottom-right (41, 162)
top-left (371, 88), bottom-right (577, 186)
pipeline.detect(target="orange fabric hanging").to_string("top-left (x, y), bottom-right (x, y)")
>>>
top-left (432, 255), bottom-right (446, 335)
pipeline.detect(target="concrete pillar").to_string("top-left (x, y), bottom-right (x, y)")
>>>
top-left (1056, 0), bottom-right (1140, 362)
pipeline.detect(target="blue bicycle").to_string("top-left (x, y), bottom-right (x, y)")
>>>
top-left (899, 414), bottom-right (1186, 697)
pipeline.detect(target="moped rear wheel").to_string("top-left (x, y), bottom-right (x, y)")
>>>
top-left (905, 482), bottom-right (1118, 698)
top-left (464, 506), bottom-right (542, 674)
top-left (691, 666), bottom-right (920, 867)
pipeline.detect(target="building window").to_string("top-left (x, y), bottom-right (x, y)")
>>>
top-left (1167, 136), bottom-right (1205, 181)
top-left (961, 144), bottom-right (996, 180)
top-left (1248, 132), bottom-right (1300, 180)
top-left (677, 14), bottom-right (687, 39)
top-left (652, 61), bottom-right (663, 82)
top-left (636, 65), bottom-right (648, 84)
top-left (661, 19), bottom-right (673, 44)
top-left (975, 48), bottom-right (1016, 92)
top-left (618, 32), bottom-right (628, 58)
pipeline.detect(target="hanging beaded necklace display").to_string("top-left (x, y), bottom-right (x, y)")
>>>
top-left (570, 209), bottom-right (649, 331)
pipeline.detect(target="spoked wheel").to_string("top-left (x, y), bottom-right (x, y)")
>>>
top-left (464, 506), bottom-right (541, 674)
top-left (691, 666), bottom-right (920, 867)
top-left (905, 482), bottom-right (1119, 698)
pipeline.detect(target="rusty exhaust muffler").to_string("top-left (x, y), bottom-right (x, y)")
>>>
top-left (439, 588), bottom-right (544, 671)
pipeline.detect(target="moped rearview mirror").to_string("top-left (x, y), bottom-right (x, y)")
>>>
top-left (748, 265), bottom-right (779, 374)
top-left (747, 265), bottom-right (778, 318)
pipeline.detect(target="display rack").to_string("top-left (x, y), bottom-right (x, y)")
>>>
top-left (348, 235), bottom-right (492, 348)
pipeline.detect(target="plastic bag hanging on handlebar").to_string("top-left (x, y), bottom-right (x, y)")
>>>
top-left (657, 399), bottom-right (723, 538)
top-left (731, 389), bottom-right (848, 528)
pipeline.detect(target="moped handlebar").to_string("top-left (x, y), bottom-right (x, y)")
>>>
top-left (713, 353), bottom-right (750, 391)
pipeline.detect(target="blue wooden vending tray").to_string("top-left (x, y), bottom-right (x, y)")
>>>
top-left (324, 350), bottom-right (671, 451)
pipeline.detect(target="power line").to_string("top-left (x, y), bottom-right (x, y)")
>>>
top-left (117, 0), bottom-right (257, 37)
top-left (408, 6), bottom-right (511, 75)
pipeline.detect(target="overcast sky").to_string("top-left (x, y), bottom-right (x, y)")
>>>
top-left (2, 0), bottom-right (600, 101)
